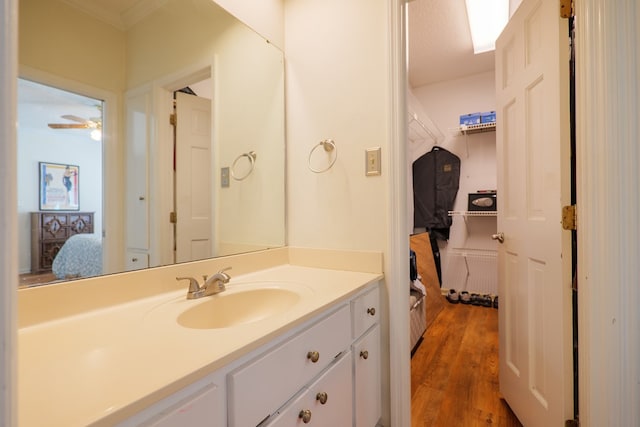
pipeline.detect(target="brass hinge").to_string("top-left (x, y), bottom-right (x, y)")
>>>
top-left (562, 205), bottom-right (577, 230)
top-left (169, 212), bottom-right (177, 223)
top-left (565, 418), bottom-right (579, 427)
top-left (169, 113), bottom-right (177, 126)
top-left (560, 0), bottom-right (573, 18)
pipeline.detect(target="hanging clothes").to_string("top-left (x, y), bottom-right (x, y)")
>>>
top-left (412, 146), bottom-right (461, 240)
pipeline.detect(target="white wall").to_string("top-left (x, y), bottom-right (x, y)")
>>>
top-left (284, 0), bottom-right (389, 252)
top-left (284, 0), bottom-right (394, 424)
top-left (410, 70), bottom-right (498, 294)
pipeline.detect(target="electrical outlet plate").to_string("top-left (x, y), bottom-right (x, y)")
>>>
top-left (366, 147), bottom-right (382, 176)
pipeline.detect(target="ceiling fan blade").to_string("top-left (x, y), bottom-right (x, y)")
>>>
top-left (48, 123), bottom-right (90, 129)
top-left (60, 114), bottom-right (88, 123)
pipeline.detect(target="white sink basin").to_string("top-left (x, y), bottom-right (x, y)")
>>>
top-left (144, 282), bottom-right (312, 330)
top-left (177, 287), bottom-right (301, 329)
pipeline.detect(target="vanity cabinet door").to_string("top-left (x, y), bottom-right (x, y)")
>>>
top-left (351, 286), bottom-right (379, 339)
top-left (353, 324), bottom-right (381, 427)
top-left (228, 304), bottom-right (351, 427)
top-left (146, 384), bottom-right (221, 427)
top-left (265, 351), bottom-right (353, 427)
top-left (117, 380), bottom-right (224, 427)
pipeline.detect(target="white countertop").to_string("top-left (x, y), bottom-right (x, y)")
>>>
top-left (18, 264), bottom-right (382, 427)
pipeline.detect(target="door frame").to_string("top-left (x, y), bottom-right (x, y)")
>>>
top-left (574, 0), bottom-right (640, 424)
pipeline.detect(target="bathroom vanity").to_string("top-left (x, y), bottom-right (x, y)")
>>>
top-left (18, 249), bottom-right (383, 427)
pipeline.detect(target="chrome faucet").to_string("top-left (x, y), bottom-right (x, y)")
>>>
top-left (177, 267), bottom-right (232, 299)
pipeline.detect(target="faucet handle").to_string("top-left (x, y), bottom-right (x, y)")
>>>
top-left (176, 276), bottom-right (201, 293)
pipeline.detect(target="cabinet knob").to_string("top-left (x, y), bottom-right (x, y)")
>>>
top-left (316, 391), bottom-right (328, 405)
top-left (360, 350), bottom-right (369, 360)
top-left (139, 196), bottom-right (145, 201)
top-left (367, 307), bottom-right (376, 316)
top-left (307, 351), bottom-right (320, 363)
top-left (299, 409), bottom-right (312, 423)
top-left (131, 257), bottom-right (138, 262)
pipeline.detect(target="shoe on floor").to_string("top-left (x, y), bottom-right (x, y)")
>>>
top-left (446, 289), bottom-right (460, 304)
top-left (481, 294), bottom-right (493, 307)
top-left (470, 293), bottom-right (481, 305)
top-left (493, 296), bottom-right (499, 309)
top-left (460, 291), bottom-right (471, 304)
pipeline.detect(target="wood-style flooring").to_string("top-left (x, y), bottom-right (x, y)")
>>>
top-left (411, 301), bottom-right (523, 427)
top-left (18, 272), bottom-right (57, 288)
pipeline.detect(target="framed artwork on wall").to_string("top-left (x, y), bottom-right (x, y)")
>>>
top-left (39, 162), bottom-right (80, 211)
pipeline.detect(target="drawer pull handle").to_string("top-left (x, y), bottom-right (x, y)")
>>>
top-left (307, 351), bottom-right (320, 363)
top-left (367, 307), bottom-right (376, 316)
top-left (360, 350), bottom-right (369, 360)
top-left (299, 409), bottom-right (312, 423)
top-left (316, 392), bottom-right (328, 404)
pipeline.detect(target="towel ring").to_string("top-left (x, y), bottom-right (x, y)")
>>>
top-left (308, 139), bottom-right (337, 173)
top-left (231, 151), bottom-right (257, 181)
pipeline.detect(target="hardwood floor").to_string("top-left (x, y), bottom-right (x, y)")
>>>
top-left (18, 272), bottom-right (57, 288)
top-left (411, 301), bottom-right (523, 427)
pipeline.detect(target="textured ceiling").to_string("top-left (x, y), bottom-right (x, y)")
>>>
top-left (408, 0), bottom-right (495, 89)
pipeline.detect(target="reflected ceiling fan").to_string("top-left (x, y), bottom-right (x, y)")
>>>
top-left (48, 113), bottom-right (103, 140)
top-left (48, 114), bottom-right (101, 130)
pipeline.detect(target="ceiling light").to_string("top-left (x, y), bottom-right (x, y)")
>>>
top-left (465, 0), bottom-right (509, 54)
top-left (90, 129), bottom-right (102, 141)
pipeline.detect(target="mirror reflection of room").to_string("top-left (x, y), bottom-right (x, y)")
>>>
top-left (17, 79), bottom-right (104, 287)
top-left (17, 0), bottom-right (285, 287)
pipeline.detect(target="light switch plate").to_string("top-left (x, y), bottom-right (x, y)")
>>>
top-left (365, 147), bottom-right (382, 176)
top-left (221, 167), bottom-right (230, 187)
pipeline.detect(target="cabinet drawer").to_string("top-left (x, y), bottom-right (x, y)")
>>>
top-left (265, 351), bottom-right (353, 427)
top-left (353, 324), bottom-right (381, 427)
top-left (351, 286), bottom-right (379, 339)
top-left (228, 304), bottom-right (351, 427)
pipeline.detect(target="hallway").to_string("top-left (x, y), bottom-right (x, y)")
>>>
top-left (411, 302), bottom-right (522, 426)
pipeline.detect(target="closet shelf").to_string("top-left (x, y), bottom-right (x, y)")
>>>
top-left (408, 112), bottom-right (444, 144)
top-left (449, 211), bottom-right (497, 217)
top-left (459, 122), bottom-right (496, 135)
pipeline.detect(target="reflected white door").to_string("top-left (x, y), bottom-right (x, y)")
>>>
top-left (175, 91), bottom-right (212, 263)
top-left (495, 0), bottom-right (573, 425)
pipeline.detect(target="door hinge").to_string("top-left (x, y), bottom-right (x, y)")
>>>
top-left (169, 211), bottom-right (177, 223)
top-left (565, 418), bottom-right (579, 427)
top-left (169, 113), bottom-right (177, 126)
top-left (560, 0), bottom-right (573, 18)
top-left (562, 205), bottom-right (577, 230)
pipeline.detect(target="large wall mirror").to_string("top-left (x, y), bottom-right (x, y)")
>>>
top-left (18, 0), bottom-right (285, 287)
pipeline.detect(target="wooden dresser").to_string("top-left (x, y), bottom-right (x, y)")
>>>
top-left (31, 212), bottom-right (94, 273)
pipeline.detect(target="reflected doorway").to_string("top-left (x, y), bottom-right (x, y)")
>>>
top-left (17, 78), bottom-right (104, 287)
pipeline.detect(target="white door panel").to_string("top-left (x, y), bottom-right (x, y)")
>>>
top-left (175, 92), bottom-right (212, 263)
top-left (495, 0), bottom-right (573, 425)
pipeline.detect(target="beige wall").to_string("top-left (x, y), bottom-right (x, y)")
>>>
top-left (19, 0), bottom-right (126, 94)
top-left (284, 0), bottom-right (390, 253)
top-left (284, 1), bottom-right (393, 424)
top-left (126, 0), bottom-right (286, 255)
top-left (214, 0), bottom-right (285, 49)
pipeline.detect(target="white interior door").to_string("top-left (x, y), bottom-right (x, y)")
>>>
top-left (175, 91), bottom-right (213, 263)
top-left (495, 0), bottom-right (573, 425)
